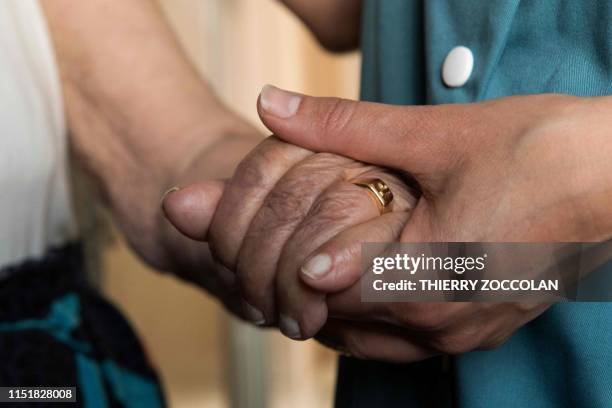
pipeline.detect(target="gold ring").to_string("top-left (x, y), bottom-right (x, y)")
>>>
top-left (351, 178), bottom-right (394, 215)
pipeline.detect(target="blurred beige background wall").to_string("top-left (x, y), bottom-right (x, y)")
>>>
top-left (100, 1), bottom-right (360, 407)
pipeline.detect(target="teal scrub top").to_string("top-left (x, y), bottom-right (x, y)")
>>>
top-left (336, 1), bottom-right (612, 407)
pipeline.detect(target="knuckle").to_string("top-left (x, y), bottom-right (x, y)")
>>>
top-left (294, 186), bottom-right (373, 243)
top-left (307, 189), bottom-right (357, 224)
top-left (255, 188), bottom-right (309, 231)
top-left (250, 167), bottom-right (342, 234)
top-left (232, 139), bottom-right (291, 191)
top-left (233, 156), bottom-right (268, 191)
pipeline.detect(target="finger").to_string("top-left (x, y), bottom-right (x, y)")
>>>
top-left (317, 319), bottom-right (437, 363)
top-left (162, 181), bottom-right (225, 240)
top-left (416, 302), bottom-right (547, 354)
top-left (276, 177), bottom-right (414, 339)
top-left (327, 280), bottom-right (471, 333)
top-left (208, 137), bottom-right (312, 269)
top-left (464, 302), bottom-right (548, 351)
top-left (257, 85), bottom-right (472, 190)
top-left (298, 211), bottom-right (410, 293)
top-left (235, 153), bottom-right (356, 324)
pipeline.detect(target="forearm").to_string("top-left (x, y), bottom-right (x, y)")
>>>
top-left (280, 0), bottom-right (362, 52)
top-left (41, 0), bottom-right (261, 266)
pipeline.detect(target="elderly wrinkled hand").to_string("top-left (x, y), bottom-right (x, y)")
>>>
top-left (252, 86), bottom-right (612, 362)
top-left (162, 136), bottom-right (417, 338)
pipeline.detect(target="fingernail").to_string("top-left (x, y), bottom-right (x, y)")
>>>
top-left (259, 84), bottom-right (302, 118)
top-left (242, 300), bottom-right (266, 325)
top-left (160, 186), bottom-right (180, 204)
top-left (301, 254), bottom-right (332, 280)
top-left (279, 314), bottom-right (302, 339)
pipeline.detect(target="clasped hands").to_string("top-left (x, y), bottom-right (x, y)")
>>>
top-left (163, 86), bottom-right (611, 362)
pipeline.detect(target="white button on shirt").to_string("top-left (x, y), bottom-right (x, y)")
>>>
top-left (442, 46), bottom-right (474, 88)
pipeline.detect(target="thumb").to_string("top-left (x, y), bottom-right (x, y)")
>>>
top-left (257, 85), bottom-right (468, 190)
top-left (161, 181), bottom-right (226, 241)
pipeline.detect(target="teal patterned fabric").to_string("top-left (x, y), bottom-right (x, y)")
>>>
top-left (0, 293), bottom-right (164, 408)
top-left (338, 1), bottom-right (612, 407)
top-left (0, 244), bottom-right (165, 407)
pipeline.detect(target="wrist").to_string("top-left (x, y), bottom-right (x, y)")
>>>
top-left (157, 126), bottom-right (262, 266)
top-left (112, 115), bottom-right (262, 271)
top-left (164, 120), bottom-right (262, 187)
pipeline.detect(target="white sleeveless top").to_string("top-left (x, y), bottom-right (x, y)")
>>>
top-left (0, 0), bottom-right (76, 268)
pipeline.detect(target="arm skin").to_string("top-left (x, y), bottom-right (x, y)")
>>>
top-left (40, 0), bottom-right (363, 272)
top-left (40, 0), bottom-right (262, 275)
top-left (280, 0), bottom-right (362, 52)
